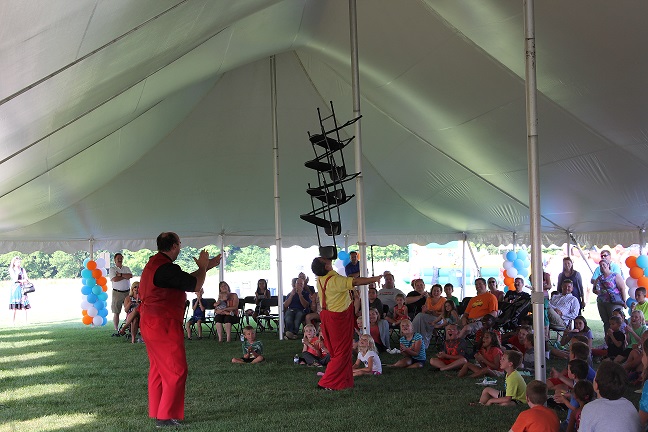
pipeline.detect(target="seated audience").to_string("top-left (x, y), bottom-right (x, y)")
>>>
top-left (389, 319), bottom-right (426, 369)
top-left (214, 281), bottom-right (239, 343)
top-left (509, 380), bottom-right (559, 432)
top-left (457, 278), bottom-right (498, 339)
top-left (475, 350), bottom-right (526, 407)
top-left (429, 324), bottom-right (468, 372)
top-left (283, 277), bottom-right (310, 340)
top-left (232, 326), bottom-right (264, 364)
top-left (377, 271), bottom-right (405, 314)
top-left (353, 334), bottom-right (382, 376)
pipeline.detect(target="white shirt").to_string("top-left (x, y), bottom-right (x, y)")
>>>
top-left (109, 265), bottom-right (131, 292)
top-left (549, 293), bottom-right (580, 323)
top-left (357, 350), bottom-right (382, 373)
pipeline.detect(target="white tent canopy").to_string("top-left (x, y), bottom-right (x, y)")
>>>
top-left (1, 0), bottom-right (647, 253)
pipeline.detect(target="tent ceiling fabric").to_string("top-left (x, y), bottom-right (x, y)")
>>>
top-left (0, 0), bottom-right (646, 253)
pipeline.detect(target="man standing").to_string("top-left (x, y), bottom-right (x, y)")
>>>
top-left (547, 279), bottom-right (580, 329)
top-left (139, 232), bottom-right (221, 428)
top-left (344, 251), bottom-right (360, 278)
top-left (109, 252), bottom-right (132, 335)
top-left (457, 277), bottom-right (498, 339)
top-left (311, 255), bottom-right (382, 390)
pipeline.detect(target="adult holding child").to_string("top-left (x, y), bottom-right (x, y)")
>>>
top-left (593, 259), bottom-right (628, 334)
top-left (412, 283), bottom-right (445, 349)
top-left (139, 232), bottom-right (221, 428)
top-left (310, 255), bottom-right (382, 390)
top-left (8, 256), bottom-right (31, 324)
top-left (456, 277), bottom-right (499, 340)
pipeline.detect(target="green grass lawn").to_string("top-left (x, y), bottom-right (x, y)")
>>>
top-left (0, 319), bottom-right (642, 432)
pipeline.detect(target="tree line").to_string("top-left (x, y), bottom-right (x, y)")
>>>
top-left (0, 245), bottom-right (409, 280)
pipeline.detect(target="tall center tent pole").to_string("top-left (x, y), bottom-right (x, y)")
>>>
top-left (523, 0), bottom-right (546, 382)
top-left (270, 55), bottom-right (285, 340)
top-left (349, 0), bottom-right (369, 335)
top-left (462, 234), bottom-right (467, 300)
top-left (219, 233), bottom-right (225, 283)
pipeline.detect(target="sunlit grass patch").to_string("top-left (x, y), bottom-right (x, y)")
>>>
top-left (0, 364), bottom-right (65, 379)
top-left (0, 331), bottom-right (52, 340)
top-left (0, 384), bottom-right (74, 403)
top-left (0, 412), bottom-right (96, 432)
top-left (0, 351), bottom-right (56, 364)
top-left (0, 339), bottom-right (54, 349)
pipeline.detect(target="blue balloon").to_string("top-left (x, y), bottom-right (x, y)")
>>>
top-left (81, 285), bottom-right (92, 295)
top-left (101, 317), bottom-right (108, 326)
top-left (516, 249), bottom-right (528, 260)
top-left (94, 300), bottom-right (105, 310)
top-left (91, 285), bottom-right (102, 295)
top-left (343, 258), bottom-right (351, 266)
top-left (637, 255), bottom-right (648, 270)
top-left (627, 298), bottom-right (638, 308)
top-left (513, 259), bottom-right (525, 271)
top-left (86, 277), bottom-right (96, 286)
top-left (81, 269), bottom-right (92, 278)
top-left (506, 251), bottom-right (517, 262)
top-left (519, 267), bottom-right (530, 278)
top-left (523, 258), bottom-right (531, 269)
top-left (98, 292), bottom-right (108, 301)
top-left (83, 258), bottom-right (91, 266)
top-left (338, 251), bottom-right (350, 261)
top-left (86, 293), bottom-right (97, 304)
top-left (99, 308), bottom-right (109, 317)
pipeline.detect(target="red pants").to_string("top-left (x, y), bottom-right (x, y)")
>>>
top-left (318, 305), bottom-right (354, 390)
top-left (140, 314), bottom-right (187, 420)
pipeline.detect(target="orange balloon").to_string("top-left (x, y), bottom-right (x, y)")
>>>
top-left (102, 285), bottom-right (108, 292)
top-left (630, 266), bottom-right (644, 280)
top-left (503, 270), bottom-right (509, 279)
top-left (626, 256), bottom-right (637, 268)
top-left (638, 276), bottom-right (648, 289)
top-left (504, 277), bottom-right (514, 286)
top-left (86, 260), bottom-right (97, 270)
top-left (96, 276), bottom-right (107, 286)
top-left (91, 269), bottom-right (102, 278)
top-left (82, 315), bottom-right (93, 325)
top-left (82, 310), bottom-right (88, 316)
top-left (507, 283), bottom-right (516, 291)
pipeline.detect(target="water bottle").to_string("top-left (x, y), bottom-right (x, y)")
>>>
top-left (240, 333), bottom-right (244, 342)
top-left (293, 354), bottom-right (299, 364)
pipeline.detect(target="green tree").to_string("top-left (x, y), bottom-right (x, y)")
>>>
top-left (50, 251), bottom-right (83, 278)
top-left (368, 245), bottom-right (408, 262)
top-left (225, 246), bottom-right (270, 271)
top-left (24, 251), bottom-right (55, 278)
top-left (122, 249), bottom-right (154, 276)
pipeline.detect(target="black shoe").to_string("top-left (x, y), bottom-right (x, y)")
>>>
top-left (156, 419), bottom-right (183, 428)
top-left (111, 332), bottom-right (120, 337)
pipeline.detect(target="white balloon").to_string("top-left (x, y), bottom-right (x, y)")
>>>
top-left (95, 258), bottom-right (106, 269)
top-left (92, 315), bottom-right (103, 326)
top-left (334, 260), bottom-right (345, 275)
top-left (503, 260), bottom-right (514, 270)
top-left (507, 267), bottom-right (518, 278)
top-left (87, 307), bottom-right (98, 317)
top-left (626, 277), bottom-right (638, 289)
top-left (502, 252), bottom-right (510, 261)
top-left (81, 300), bottom-right (91, 309)
top-left (101, 268), bottom-right (107, 276)
top-left (628, 287), bottom-right (637, 300)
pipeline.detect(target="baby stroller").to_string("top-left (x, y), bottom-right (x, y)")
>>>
top-left (494, 291), bottom-right (531, 333)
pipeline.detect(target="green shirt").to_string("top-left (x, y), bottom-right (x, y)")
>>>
top-left (242, 340), bottom-right (264, 356)
top-left (505, 370), bottom-right (527, 403)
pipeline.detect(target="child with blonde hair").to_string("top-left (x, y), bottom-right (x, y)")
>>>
top-left (232, 326), bottom-right (264, 364)
top-left (389, 319), bottom-right (426, 368)
top-left (298, 324), bottom-right (329, 367)
top-left (353, 334), bottom-right (382, 376)
top-left (386, 293), bottom-right (409, 325)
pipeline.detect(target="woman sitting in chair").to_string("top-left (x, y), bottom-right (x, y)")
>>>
top-left (119, 281), bottom-right (142, 343)
top-left (253, 279), bottom-right (271, 320)
top-left (214, 281), bottom-right (239, 343)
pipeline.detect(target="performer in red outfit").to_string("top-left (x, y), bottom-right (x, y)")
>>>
top-left (311, 256), bottom-right (382, 390)
top-left (139, 232), bottom-right (221, 428)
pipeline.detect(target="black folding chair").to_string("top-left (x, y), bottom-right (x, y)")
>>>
top-left (256, 296), bottom-right (279, 332)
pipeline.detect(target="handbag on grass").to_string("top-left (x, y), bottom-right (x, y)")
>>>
top-left (22, 282), bottom-right (35, 295)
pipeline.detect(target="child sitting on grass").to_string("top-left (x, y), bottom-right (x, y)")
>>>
top-left (353, 334), bottom-right (382, 376)
top-left (473, 314), bottom-right (502, 352)
top-left (565, 380), bottom-right (595, 432)
top-left (550, 315), bottom-right (593, 359)
top-left (522, 332), bottom-right (535, 372)
top-left (232, 326), bottom-right (264, 364)
top-left (389, 319), bottom-right (426, 368)
top-left (509, 380), bottom-right (559, 432)
top-left (298, 324), bottom-right (329, 367)
top-left (548, 342), bottom-right (595, 391)
top-left (429, 324), bottom-right (468, 372)
top-left (591, 316), bottom-right (626, 360)
top-left (579, 360), bottom-right (641, 432)
top-left (616, 310), bottom-right (647, 364)
top-left (552, 359), bottom-right (589, 430)
top-left (503, 325), bottom-right (531, 353)
top-left (474, 350), bottom-right (526, 406)
top-left (458, 330), bottom-right (502, 378)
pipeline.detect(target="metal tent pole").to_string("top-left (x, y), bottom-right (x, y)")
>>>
top-left (271, 55), bottom-right (285, 340)
top-left (523, 0), bottom-right (546, 382)
top-left (462, 234), bottom-right (467, 300)
top-left (219, 234), bottom-right (225, 283)
top-left (349, 0), bottom-right (369, 335)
